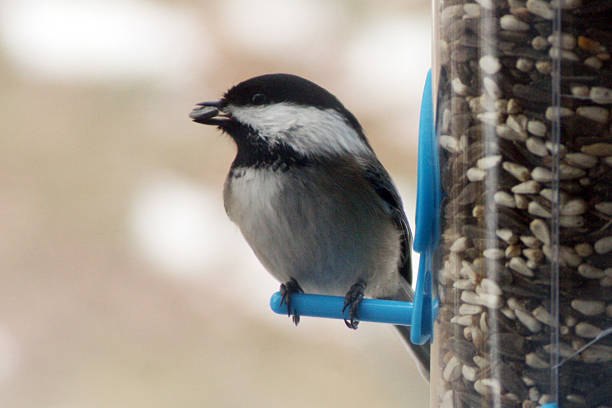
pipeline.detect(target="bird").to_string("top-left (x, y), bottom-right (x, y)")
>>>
top-left (190, 73), bottom-right (429, 378)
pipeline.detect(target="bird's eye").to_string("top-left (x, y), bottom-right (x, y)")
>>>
top-left (251, 93), bottom-right (267, 105)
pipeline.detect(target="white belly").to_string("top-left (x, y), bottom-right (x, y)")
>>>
top-left (224, 166), bottom-right (402, 298)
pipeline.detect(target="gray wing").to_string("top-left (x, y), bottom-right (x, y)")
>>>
top-left (363, 159), bottom-right (413, 285)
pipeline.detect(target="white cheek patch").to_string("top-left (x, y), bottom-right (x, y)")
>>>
top-left (227, 103), bottom-right (370, 157)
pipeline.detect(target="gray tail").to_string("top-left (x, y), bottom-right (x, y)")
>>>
top-left (393, 284), bottom-right (430, 382)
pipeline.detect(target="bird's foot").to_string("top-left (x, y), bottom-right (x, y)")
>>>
top-left (280, 278), bottom-right (303, 326)
top-left (343, 281), bottom-right (366, 330)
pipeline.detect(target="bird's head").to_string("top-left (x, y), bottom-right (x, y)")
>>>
top-left (190, 73), bottom-right (372, 160)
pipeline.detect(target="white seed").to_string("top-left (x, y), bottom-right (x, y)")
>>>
top-left (505, 244), bottom-right (521, 258)
top-left (473, 355), bottom-right (488, 369)
top-left (571, 300), bottom-right (605, 316)
top-left (496, 228), bottom-right (517, 244)
top-left (601, 276), bottom-right (612, 287)
top-left (531, 167), bottom-right (552, 182)
top-left (501, 307), bottom-right (516, 320)
top-left (526, 137), bottom-right (548, 156)
top-left (503, 161), bottom-right (530, 181)
top-left (549, 47), bottom-right (579, 61)
top-left (564, 152), bottom-right (598, 169)
top-left (540, 188), bottom-right (568, 204)
top-left (542, 244), bottom-right (552, 261)
top-left (464, 3), bottom-right (481, 17)
top-left (500, 14), bottom-right (530, 31)
top-left (560, 164), bottom-right (586, 179)
top-left (450, 236), bottom-right (468, 252)
top-left (544, 342), bottom-right (575, 358)
top-left (530, 219), bottom-right (550, 245)
top-left (451, 315), bottom-right (475, 326)
top-left (560, 215), bottom-right (584, 228)
top-left (527, 120), bottom-right (546, 137)
top-left (584, 56), bottom-right (603, 70)
top-left (507, 114), bottom-right (527, 134)
top-left (514, 194), bottom-right (529, 209)
top-left (532, 36), bottom-right (549, 50)
top-left (595, 202), bottom-right (612, 215)
top-left (477, 155), bottom-right (502, 169)
top-left (475, 0), bottom-right (494, 9)
top-left (521, 235), bottom-right (541, 248)
top-left (494, 191), bottom-right (516, 208)
top-left (461, 291), bottom-right (481, 306)
top-left (529, 387), bottom-right (541, 402)
top-left (480, 278), bottom-right (502, 296)
top-left (539, 394), bottom-right (552, 406)
top-left (512, 180), bottom-right (541, 194)
top-left (590, 86), bottom-right (612, 104)
top-left (480, 55), bottom-right (501, 74)
top-left (484, 77), bottom-right (502, 98)
top-left (532, 306), bottom-right (553, 326)
top-left (574, 243), bottom-right (593, 257)
top-left (454, 279), bottom-right (476, 290)
top-left (462, 365), bottom-right (478, 382)
top-left (516, 309), bottom-right (542, 333)
top-left (507, 98), bottom-right (521, 114)
top-left (604, 156), bottom-right (612, 166)
top-left (545, 106), bottom-right (574, 120)
top-left (581, 345), bottom-right (612, 363)
top-left (467, 167), bottom-right (486, 181)
top-left (527, 0), bottom-right (553, 19)
top-left (581, 143), bottom-right (612, 156)
top-left (578, 263), bottom-right (604, 279)
top-left (524, 249), bottom-right (543, 264)
top-left (443, 356), bottom-right (462, 382)
top-left (575, 322), bottom-right (602, 338)
top-left (560, 246), bottom-right (582, 267)
top-left (452, 77), bottom-right (469, 96)
top-left (516, 58), bottom-right (533, 72)
top-left (561, 198), bottom-right (587, 215)
top-left (526, 352), bottom-right (548, 368)
top-left (594, 236), bottom-right (612, 254)
top-left (459, 303), bottom-right (482, 315)
top-left (522, 376), bottom-right (536, 387)
top-left (577, 106), bottom-right (609, 123)
top-left (481, 293), bottom-right (503, 309)
top-left (460, 260), bottom-right (478, 282)
top-left (509, 257), bottom-right (534, 277)
top-left (497, 124), bottom-right (526, 141)
top-left (481, 378), bottom-right (502, 394)
top-left (547, 32), bottom-right (576, 50)
top-left (536, 60), bottom-right (552, 74)
top-left (528, 201), bottom-right (551, 218)
top-left (440, 135), bottom-right (460, 152)
top-left (477, 111), bottom-right (502, 125)
top-left (571, 84), bottom-right (589, 98)
top-left (441, 4), bottom-right (465, 23)
top-left (484, 248), bottom-right (505, 260)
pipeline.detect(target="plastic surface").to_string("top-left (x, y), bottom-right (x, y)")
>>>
top-left (431, 2), bottom-right (612, 407)
top-left (412, 69), bottom-right (441, 346)
top-left (269, 292), bottom-right (414, 326)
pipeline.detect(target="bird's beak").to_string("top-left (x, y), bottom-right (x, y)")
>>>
top-left (189, 100), bottom-right (230, 126)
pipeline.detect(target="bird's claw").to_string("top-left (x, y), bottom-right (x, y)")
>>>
top-left (280, 278), bottom-right (303, 326)
top-left (343, 281), bottom-right (366, 330)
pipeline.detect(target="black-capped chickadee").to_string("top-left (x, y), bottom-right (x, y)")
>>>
top-left (190, 73), bottom-right (429, 377)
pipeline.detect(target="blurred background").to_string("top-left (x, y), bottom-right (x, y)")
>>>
top-left (0, 0), bottom-right (431, 406)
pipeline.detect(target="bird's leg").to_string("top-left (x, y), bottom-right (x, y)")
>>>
top-left (280, 277), bottom-right (303, 326)
top-left (343, 280), bottom-right (366, 329)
